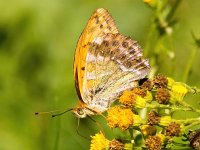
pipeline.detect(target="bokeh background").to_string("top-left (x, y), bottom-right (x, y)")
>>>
top-left (0, 0), bottom-right (200, 150)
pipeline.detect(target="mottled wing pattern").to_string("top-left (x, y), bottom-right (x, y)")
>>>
top-left (82, 33), bottom-right (150, 110)
top-left (74, 8), bottom-right (119, 100)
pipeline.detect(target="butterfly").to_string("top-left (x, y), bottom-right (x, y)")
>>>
top-left (73, 8), bottom-right (150, 118)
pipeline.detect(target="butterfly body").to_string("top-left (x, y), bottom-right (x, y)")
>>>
top-left (73, 8), bottom-right (150, 118)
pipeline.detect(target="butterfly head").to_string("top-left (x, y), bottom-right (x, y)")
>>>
top-left (73, 100), bottom-right (97, 118)
top-left (73, 106), bottom-right (87, 118)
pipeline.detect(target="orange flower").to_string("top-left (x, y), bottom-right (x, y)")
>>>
top-left (119, 91), bottom-right (136, 107)
top-left (107, 106), bottom-right (133, 130)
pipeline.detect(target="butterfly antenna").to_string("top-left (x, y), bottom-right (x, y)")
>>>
top-left (52, 109), bottom-right (73, 118)
top-left (76, 118), bottom-right (90, 140)
top-left (87, 116), bottom-right (105, 136)
top-left (35, 108), bottom-right (73, 117)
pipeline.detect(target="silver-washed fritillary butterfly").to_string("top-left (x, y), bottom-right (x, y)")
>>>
top-left (73, 8), bottom-right (150, 118)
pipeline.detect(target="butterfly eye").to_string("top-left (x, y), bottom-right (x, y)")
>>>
top-left (77, 108), bottom-right (84, 115)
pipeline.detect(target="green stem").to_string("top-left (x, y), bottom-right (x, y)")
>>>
top-left (182, 47), bottom-right (197, 82)
top-left (146, 103), bottom-right (192, 112)
top-left (183, 119), bottom-right (200, 131)
top-left (176, 117), bottom-right (200, 125)
top-left (183, 83), bottom-right (200, 94)
top-left (179, 101), bottom-right (200, 114)
top-left (144, 22), bottom-right (156, 57)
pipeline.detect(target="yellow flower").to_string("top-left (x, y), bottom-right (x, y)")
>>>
top-left (118, 108), bottom-right (133, 130)
top-left (167, 77), bottom-right (175, 89)
top-left (119, 90), bottom-right (135, 107)
top-left (159, 116), bottom-right (172, 126)
top-left (170, 83), bottom-right (188, 103)
top-left (144, 91), bottom-right (153, 102)
top-left (119, 89), bottom-right (148, 108)
top-left (132, 87), bottom-right (147, 97)
top-left (157, 134), bottom-right (166, 144)
top-left (107, 106), bottom-right (133, 130)
top-left (132, 114), bottom-right (142, 127)
top-left (90, 132), bottom-right (109, 150)
top-left (134, 95), bottom-right (146, 108)
top-left (141, 125), bottom-right (157, 136)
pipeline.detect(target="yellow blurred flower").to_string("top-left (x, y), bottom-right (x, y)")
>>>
top-left (141, 125), bottom-right (157, 136)
top-left (157, 134), bottom-right (166, 144)
top-left (132, 114), bottom-right (142, 127)
top-left (90, 132), bottom-right (109, 150)
top-left (135, 95), bottom-right (146, 108)
top-left (170, 83), bottom-right (188, 103)
top-left (159, 116), bottom-right (172, 126)
top-left (144, 91), bottom-right (153, 102)
top-left (167, 77), bottom-right (175, 89)
top-left (119, 89), bottom-right (148, 108)
top-left (107, 106), bottom-right (133, 130)
top-left (144, 0), bottom-right (151, 2)
top-left (132, 87), bottom-right (147, 97)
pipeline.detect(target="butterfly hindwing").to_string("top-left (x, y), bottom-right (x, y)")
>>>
top-left (82, 33), bottom-right (150, 111)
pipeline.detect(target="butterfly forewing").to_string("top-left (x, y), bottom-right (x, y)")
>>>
top-left (74, 8), bottom-right (119, 100)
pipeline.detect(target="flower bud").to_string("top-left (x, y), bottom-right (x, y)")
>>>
top-left (135, 95), bottom-right (146, 109)
top-left (159, 116), bottom-right (172, 126)
top-left (170, 83), bottom-right (188, 103)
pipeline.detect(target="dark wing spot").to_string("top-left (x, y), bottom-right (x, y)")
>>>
top-left (120, 54), bottom-right (126, 60)
top-left (102, 40), bottom-right (109, 47)
top-left (112, 41), bottom-right (119, 47)
top-left (100, 24), bottom-right (103, 28)
top-left (122, 41), bottom-right (129, 48)
top-left (110, 50), bottom-right (115, 57)
top-left (81, 67), bottom-right (85, 70)
top-left (94, 87), bottom-right (102, 94)
top-left (95, 17), bottom-right (99, 24)
top-left (124, 61), bottom-right (132, 68)
top-left (99, 50), bottom-right (104, 56)
top-left (128, 47), bottom-right (135, 55)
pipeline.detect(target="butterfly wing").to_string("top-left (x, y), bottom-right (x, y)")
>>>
top-left (74, 8), bottom-right (119, 101)
top-left (82, 33), bottom-right (150, 111)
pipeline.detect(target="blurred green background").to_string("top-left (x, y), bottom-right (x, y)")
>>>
top-left (0, 0), bottom-right (200, 150)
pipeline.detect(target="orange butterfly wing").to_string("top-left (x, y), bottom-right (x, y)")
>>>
top-left (73, 8), bottom-right (119, 100)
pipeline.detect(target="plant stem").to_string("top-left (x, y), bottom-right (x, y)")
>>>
top-left (179, 101), bottom-right (200, 114)
top-left (176, 117), bottom-right (200, 124)
top-left (182, 47), bottom-right (197, 82)
top-left (146, 103), bottom-right (192, 112)
top-left (183, 119), bottom-right (200, 131)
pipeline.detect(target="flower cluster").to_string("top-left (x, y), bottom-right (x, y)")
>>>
top-left (90, 75), bottom-right (200, 150)
top-left (90, 132), bottom-right (132, 150)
